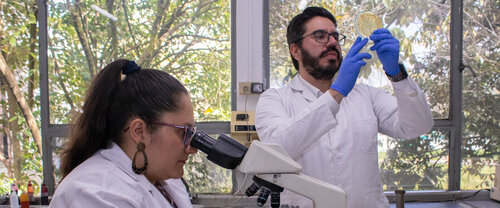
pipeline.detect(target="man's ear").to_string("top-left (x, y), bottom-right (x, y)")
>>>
top-left (290, 43), bottom-right (302, 62)
top-left (128, 118), bottom-right (149, 144)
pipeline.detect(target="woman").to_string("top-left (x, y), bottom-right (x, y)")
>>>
top-left (50, 59), bottom-right (198, 207)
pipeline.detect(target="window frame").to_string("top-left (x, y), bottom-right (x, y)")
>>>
top-left (261, 0), bottom-right (480, 202)
top-left (38, 0), bottom-right (235, 195)
top-left (38, 0), bottom-right (488, 203)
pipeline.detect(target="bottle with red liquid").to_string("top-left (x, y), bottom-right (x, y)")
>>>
top-left (40, 182), bottom-right (49, 205)
top-left (27, 181), bottom-right (34, 203)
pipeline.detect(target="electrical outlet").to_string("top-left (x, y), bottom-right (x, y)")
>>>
top-left (239, 82), bottom-right (252, 94)
top-left (239, 82), bottom-right (264, 94)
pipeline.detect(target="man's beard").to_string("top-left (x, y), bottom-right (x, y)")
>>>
top-left (301, 45), bottom-right (342, 80)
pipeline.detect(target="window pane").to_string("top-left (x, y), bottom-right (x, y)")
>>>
top-left (47, 0), bottom-right (231, 124)
top-left (379, 131), bottom-right (449, 191)
top-left (52, 137), bottom-right (67, 186)
top-left (460, 0), bottom-right (499, 190)
top-left (268, 0), bottom-right (450, 118)
top-left (183, 133), bottom-right (232, 193)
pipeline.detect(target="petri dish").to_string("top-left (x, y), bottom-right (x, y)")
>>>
top-left (354, 11), bottom-right (383, 71)
top-left (355, 12), bottom-right (383, 38)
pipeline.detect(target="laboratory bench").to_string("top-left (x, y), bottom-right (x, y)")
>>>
top-left (389, 200), bottom-right (499, 208)
top-left (191, 190), bottom-right (500, 207)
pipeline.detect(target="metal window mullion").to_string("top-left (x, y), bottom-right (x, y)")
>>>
top-left (448, 0), bottom-right (464, 191)
top-left (263, 0), bottom-right (270, 91)
top-left (231, 0), bottom-right (237, 112)
top-left (38, 0), bottom-right (56, 195)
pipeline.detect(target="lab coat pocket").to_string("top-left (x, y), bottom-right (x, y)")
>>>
top-left (352, 118), bottom-right (378, 154)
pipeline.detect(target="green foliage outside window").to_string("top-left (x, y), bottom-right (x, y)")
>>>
top-left (1, 0), bottom-right (231, 194)
top-left (269, 0), bottom-right (499, 191)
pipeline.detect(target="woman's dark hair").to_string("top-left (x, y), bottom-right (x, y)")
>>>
top-left (287, 7), bottom-right (338, 70)
top-left (60, 59), bottom-right (188, 177)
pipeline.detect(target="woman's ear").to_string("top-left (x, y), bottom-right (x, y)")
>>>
top-left (128, 118), bottom-right (149, 144)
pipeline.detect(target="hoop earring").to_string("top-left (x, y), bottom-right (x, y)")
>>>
top-left (132, 142), bottom-right (148, 174)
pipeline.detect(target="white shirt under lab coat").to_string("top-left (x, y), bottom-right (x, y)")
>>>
top-left (255, 75), bottom-right (434, 208)
top-left (50, 142), bottom-right (192, 208)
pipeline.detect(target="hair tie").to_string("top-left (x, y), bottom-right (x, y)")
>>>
top-left (122, 60), bottom-right (141, 75)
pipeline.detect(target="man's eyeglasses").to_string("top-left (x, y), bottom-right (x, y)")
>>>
top-left (124, 122), bottom-right (197, 146)
top-left (295, 30), bottom-right (346, 45)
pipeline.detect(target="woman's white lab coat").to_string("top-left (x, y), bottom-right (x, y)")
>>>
top-left (49, 142), bottom-right (192, 208)
top-left (255, 75), bottom-right (434, 208)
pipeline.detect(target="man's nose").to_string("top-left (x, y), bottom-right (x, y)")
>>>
top-left (327, 34), bottom-right (338, 45)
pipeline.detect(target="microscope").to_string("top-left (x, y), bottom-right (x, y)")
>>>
top-left (190, 131), bottom-right (346, 208)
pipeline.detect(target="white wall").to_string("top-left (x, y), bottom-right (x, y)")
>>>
top-left (235, 0), bottom-right (264, 111)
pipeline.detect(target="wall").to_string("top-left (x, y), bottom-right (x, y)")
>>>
top-left (235, 0), bottom-right (264, 111)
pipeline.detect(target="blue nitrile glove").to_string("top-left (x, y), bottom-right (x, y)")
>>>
top-left (369, 28), bottom-right (400, 76)
top-left (330, 37), bottom-right (372, 96)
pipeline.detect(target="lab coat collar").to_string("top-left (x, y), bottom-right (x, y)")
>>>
top-left (290, 74), bottom-right (323, 102)
top-left (100, 142), bottom-right (154, 191)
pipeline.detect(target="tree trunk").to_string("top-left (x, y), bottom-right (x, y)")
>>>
top-left (0, 78), bottom-right (14, 179)
top-left (67, 0), bottom-right (97, 77)
top-left (7, 89), bottom-right (23, 183)
top-left (0, 54), bottom-right (42, 153)
top-left (28, 8), bottom-right (38, 108)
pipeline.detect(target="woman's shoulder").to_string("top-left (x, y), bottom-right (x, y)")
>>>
top-left (51, 154), bottom-right (146, 207)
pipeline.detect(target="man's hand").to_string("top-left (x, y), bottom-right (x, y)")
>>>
top-left (370, 28), bottom-right (400, 76)
top-left (330, 37), bottom-right (371, 97)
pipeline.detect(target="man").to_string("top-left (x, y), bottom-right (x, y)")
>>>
top-left (255, 7), bottom-right (434, 208)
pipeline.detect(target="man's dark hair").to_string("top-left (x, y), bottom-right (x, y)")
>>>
top-left (287, 7), bottom-right (338, 70)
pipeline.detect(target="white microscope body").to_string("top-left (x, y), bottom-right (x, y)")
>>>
top-left (236, 141), bottom-right (346, 208)
top-left (190, 131), bottom-right (346, 208)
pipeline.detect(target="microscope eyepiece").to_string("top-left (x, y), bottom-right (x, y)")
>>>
top-left (190, 130), bottom-right (248, 169)
top-left (190, 131), bottom-right (216, 153)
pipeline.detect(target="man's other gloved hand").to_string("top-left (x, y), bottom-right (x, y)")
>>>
top-left (330, 37), bottom-right (371, 97)
top-left (369, 29), bottom-right (400, 76)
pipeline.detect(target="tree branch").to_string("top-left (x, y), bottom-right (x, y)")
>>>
top-left (106, 0), bottom-right (118, 59)
top-left (67, 0), bottom-right (97, 77)
top-left (0, 54), bottom-right (42, 153)
top-left (122, 0), bottom-right (140, 56)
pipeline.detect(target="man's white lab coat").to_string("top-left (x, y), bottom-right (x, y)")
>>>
top-left (255, 75), bottom-right (434, 208)
top-left (50, 142), bottom-right (192, 208)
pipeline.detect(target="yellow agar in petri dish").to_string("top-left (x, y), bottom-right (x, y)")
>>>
top-left (355, 12), bottom-right (383, 38)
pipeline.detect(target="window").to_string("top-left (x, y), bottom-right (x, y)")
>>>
top-left (460, 0), bottom-right (499, 190)
top-left (48, 0), bottom-right (231, 123)
top-left (269, 0), bottom-right (450, 119)
top-left (40, 0), bottom-right (232, 194)
top-left (379, 131), bottom-right (449, 191)
top-left (267, 0), bottom-right (499, 195)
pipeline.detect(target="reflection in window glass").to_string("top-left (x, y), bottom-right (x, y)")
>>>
top-left (184, 153), bottom-right (232, 193)
top-left (379, 131), bottom-right (449, 191)
top-left (52, 137), bottom-right (68, 186)
top-left (48, 0), bottom-right (231, 124)
top-left (268, 0), bottom-right (450, 118)
top-left (460, 0), bottom-right (499, 190)
top-left (184, 133), bottom-right (232, 193)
